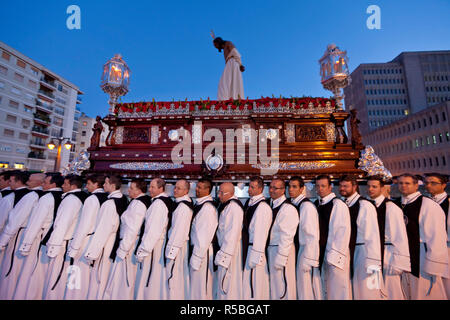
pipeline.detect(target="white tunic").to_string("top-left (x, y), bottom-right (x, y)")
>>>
top-left (318, 192), bottom-right (352, 300)
top-left (217, 48), bottom-right (245, 101)
top-left (373, 195), bottom-right (411, 300)
top-left (214, 196), bottom-right (244, 300)
top-left (189, 195), bottom-right (218, 300)
top-left (164, 194), bottom-right (193, 300)
top-left (84, 190), bottom-right (124, 300)
top-left (14, 188), bottom-right (62, 300)
top-left (242, 193), bottom-right (272, 300)
top-left (400, 192), bottom-right (448, 300)
top-left (431, 192), bottom-right (450, 299)
top-left (267, 195), bottom-right (299, 300)
top-left (292, 194), bottom-right (322, 300)
top-left (103, 194), bottom-right (147, 300)
top-left (346, 193), bottom-right (382, 300)
top-left (42, 189), bottom-right (84, 300)
top-left (65, 188), bottom-right (105, 300)
top-left (0, 188), bottom-right (39, 299)
top-left (0, 190), bottom-right (14, 235)
top-left (134, 192), bottom-right (170, 300)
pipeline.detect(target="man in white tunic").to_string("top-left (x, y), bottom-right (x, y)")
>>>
top-left (164, 179), bottom-right (193, 300)
top-left (397, 173), bottom-right (448, 300)
top-left (135, 178), bottom-right (174, 300)
top-left (288, 176), bottom-right (321, 300)
top-left (0, 171), bottom-right (13, 201)
top-left (104, 178), bottom-right (151, 300)
top-left (267, 178), bottom-right (299, 300)
top-left (188, 178), bottom-right (218, 300)
top-left (0, 172), bottom-right (15, 267)
top-left (367, 175), bottom-right (411, 300)
top-left (0, 172), bottom-right (43, 299)
top-left (84, 175), bottom-right (128, 300)
top-left (14, 173), bottom-right (64, 300)
top-left (339, 175), bottom-right (382, 300)
top-left (213, 37), bottom-right (245, 101)
top-left (314, 175), bottom-right (351, 300)
top-left (424, 173), bottom-right (450, 299)
top-left (242, 176), bottom-right (271, 300)
top-left (214, 182), bottom-right (244, 300)
top-left (65, 174), bottom-right (108, 300)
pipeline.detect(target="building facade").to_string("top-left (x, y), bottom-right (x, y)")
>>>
top-left (0, 41), bottom-right (83, 172)
top-left (365, 101), bottom-right (450, 176)
top-left (344, 50), bottom-right (450, 138)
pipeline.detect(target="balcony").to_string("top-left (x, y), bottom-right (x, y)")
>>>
top-left (35, 99), bottom-right (53, 113)
top-left (38, 89), bottom-right (55, 101)
top-left (31, 126), bottom-right (50, 137)
top-left (76, 96), bottom-right (82, 104)
top-left (29, 139), bottom-right (47, 150)
top-left (40, 77), bottom-right (57, 89)
top-left (33, 113), bottom-right (51, 126)
top-left (28, 151), bottom-right (46, 160)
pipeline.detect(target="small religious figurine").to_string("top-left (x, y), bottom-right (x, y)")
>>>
top-left (211, 31), bottom-right (245, 101)
top-left (89, 116), bottom-right (104, 150)
top-left (350, 109), bottom-right (363, 148)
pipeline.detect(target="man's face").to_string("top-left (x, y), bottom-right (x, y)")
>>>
top-left (339, 181), bottom-right (357, 198)
top-left (42, 176), bottom-right (55, 191)
top-left (288, 180), bottom-right (303, 199)
top-left (195, 182), bottom-right (210, 199)
top-left (367, 180), bottom-right (383, 199)
top-left (248, 181), bottom-right (263, 197)
top-left (398, 177), bottom-right (419, 196)
top-left (128, 182), bottom-right (142, 199)
top-left (218, 184), bottom-right (232, 203)
top-left (269, 180), bottom-right (285, 200)
top-left (103, 178), bottom-right (115, 193)
top-left (0, 176), bottom-right (9, 189)
top-left (62, 179), bottom-right (72, 193)
top-left (149, 180), bottom-right (163, 198)
top-left (315, 179), bottom-right (332, 198)
top-left (424, 176), bottom-right (446, 196)
top-left (174, 181), bottom-right (188, 198)
top-left (86, 180), bottom-right (99, 193)
top-left (10, 177), bottom-right (25, 190)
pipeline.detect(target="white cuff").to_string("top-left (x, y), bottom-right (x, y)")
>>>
top-left (67, 246), bottom-right (79, 258)
top-left (326, 248), bottom-right (346, 270)
top-left (165, 245), bottom-right (180, 260)
top-left (215, 250), bottom-right (232, 269)
top-left (116, 247), bottom-right (127, 260)
top-left (274, 252), bottom-right (288, 270)
top-left (47, 244), bottom-right (62, 258)
top-left (248, 248), bottom-right (265, 268)
top-left (0, 232), bottom-right (11, 247)
top-left (19, 242), bottom-right (32, 253)
top-left (190, 254), bottom-right (203, 271)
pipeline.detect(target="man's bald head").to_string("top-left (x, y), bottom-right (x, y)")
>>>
top-left (219, 182), bottom-right (235, 203)
top-left (27, 173), bottom-right (45, 189)
top-left (174, 179), bottom-right (190, 198)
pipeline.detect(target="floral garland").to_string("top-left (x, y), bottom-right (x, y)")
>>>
top-left (115, 96), bottom-right (336, 114)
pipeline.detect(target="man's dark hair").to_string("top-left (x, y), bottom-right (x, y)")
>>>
top-left (249, 176), bottom-right (264, 190)
top-left (367, 175), bottom-right (386, 187)
top-left (424, 172), bottom-right (449, 185)
top-left (10, 171), bottom-right (30, 185)
top-left (398, 173), bottom-right (419, 184)
top-left (106, 175), bottom-right (123, 191)
top-left (46, 172), bottom-right (64, 188)
top-left (0, 171), bottom-right (12, 181)
top-left (213, 37), bottom-right (226, 52)
top-left (87, 174), bottom-right (106, 188)
top-left (153, 178), bottom-right (166, 190)
top-left (289, 176), bottom-right (305, 188)
top-left (339, 175), bottom-right (358, 186)
top-left (65, 174), bottom-right (84, 189)
top-left (198, 178), bottom-right (213, 194)
top-left (315, 175), bottom-right (332, 186)
top-left (131, 178), bottom-right (147, 194)
top-left (272, 178), bottom-right (286, 188)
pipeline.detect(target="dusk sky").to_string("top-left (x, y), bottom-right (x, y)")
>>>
top-left (1, 0), bottom-right (449, 118)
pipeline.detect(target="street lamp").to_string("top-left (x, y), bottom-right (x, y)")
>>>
top-left (47, 137), bottom-right (72, 172)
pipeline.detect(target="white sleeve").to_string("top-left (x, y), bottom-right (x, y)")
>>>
top-left (358, 200), bottom-right (382, 270)
top-left (276, 204), bottom-right (299, 257)
top-left (326, 199), bottom-right (351, 270)
top-left (69, 196), bottom-right (100, 256)
top-left (0, 193), bottom-right (38, 246)
top-left (190, 203), bottom-right (218, 260)
top-left (138, 199), bottom-right (169, 255)
top-left (385, 202), bottom-right (411, 272)
top-left (299, 201), bottom-right (320, 267)
top-left (165, 204), bottom-right (193, 260)
top-left (117, 200), bottom-right (146, 258)
top-left (0, 195), bottom-right (14, 233)
top-left (218, 202), bottom-right (243, 256)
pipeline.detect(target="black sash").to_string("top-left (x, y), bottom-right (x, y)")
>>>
top-left (40, 191), bottom-right (64, 246)
top-left (93, 192), bottom-right (109, 207)
top-left (1, 189), bottom-right (13, 198)
top-left (109, 195), bottom-right (130, 260)
top-left (163, 198), bottom-right (193, 266)
top-left (266, 198), bottom-right (293, 259)
top-left (314, 197), bottom-right (340, 271)
top-left (439, 195), bottom-right (449, 230)
top-left (71, 191), bottom-right (89, 204)
top-left (33, 189), bottom-right (46, 199)
top-left (13, 188), bottom-right (31, 207)
top-left (189, 200), bottom-right (216, 261)
top-left (293, 197), bottom-right (312, 262)
top-left (376, 198), bottom-right (398, 268)
top-left (133, 195), bottom-right (153, 254)
top-left (212, 198), bottom-right (244, 271)
top-left (395, 196), bottom-right (423, 278)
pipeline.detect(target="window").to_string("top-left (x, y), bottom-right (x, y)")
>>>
top-left (443, 112), bottom-right (447, 121)
top-left (433, 135), bottom-right (437, 144)
top-left (21, 119), bottom-right (30, 128)
top-left (54, 106), bottom-right (65, 116)
top-left (14, 163), bottom-right (25, 169)
top-left (3, 129), bottom-right (14, 137)
top-left (0, 81), bottom-right (4, 89)
top-left (0, 65), bottom-right (7, 75)
top-left (30, 67), bottom-right (39, 77)
top-left (443, 156), bottom-right (447, 166)
top-left (16, 148), bottom-right (26, 154)
top-left (0, 162), bottom-right (9, 169)
top-left (435, 157), bottom-right (439, 166)
top-left (28, 79), bottom-right (37, 89)
top-left (14, 73), bottom-right (24, 82)
top-left (1, 51), bottom-right (11, 61)
top-left (24, 106), bottom-right (33, 113)
top-left (0, 145), bottom-right (12, 152)
top-left (9, 100), bottom-right (19, 109)
top-left (11, 87), bottom-right (21, 95)
top-left (16, 59), bottom-right (26, 69)
top-left (19, 132), bottom-right (28, 140)
top-left (53, 117), bottom-right (64, 127)
top-left (6, 114), bottom-right (17, 123)
top-left (25, 93), bottom-right (34, 101)
top-left (80, 142), bottom-right (85, 147)
top-left (81, 131), bottom-right (86, 137)
top-left (56, 97), bottom-right (66, 105)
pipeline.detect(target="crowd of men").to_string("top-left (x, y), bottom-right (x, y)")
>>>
top-left (0, 170), bottom-right (448, 300)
